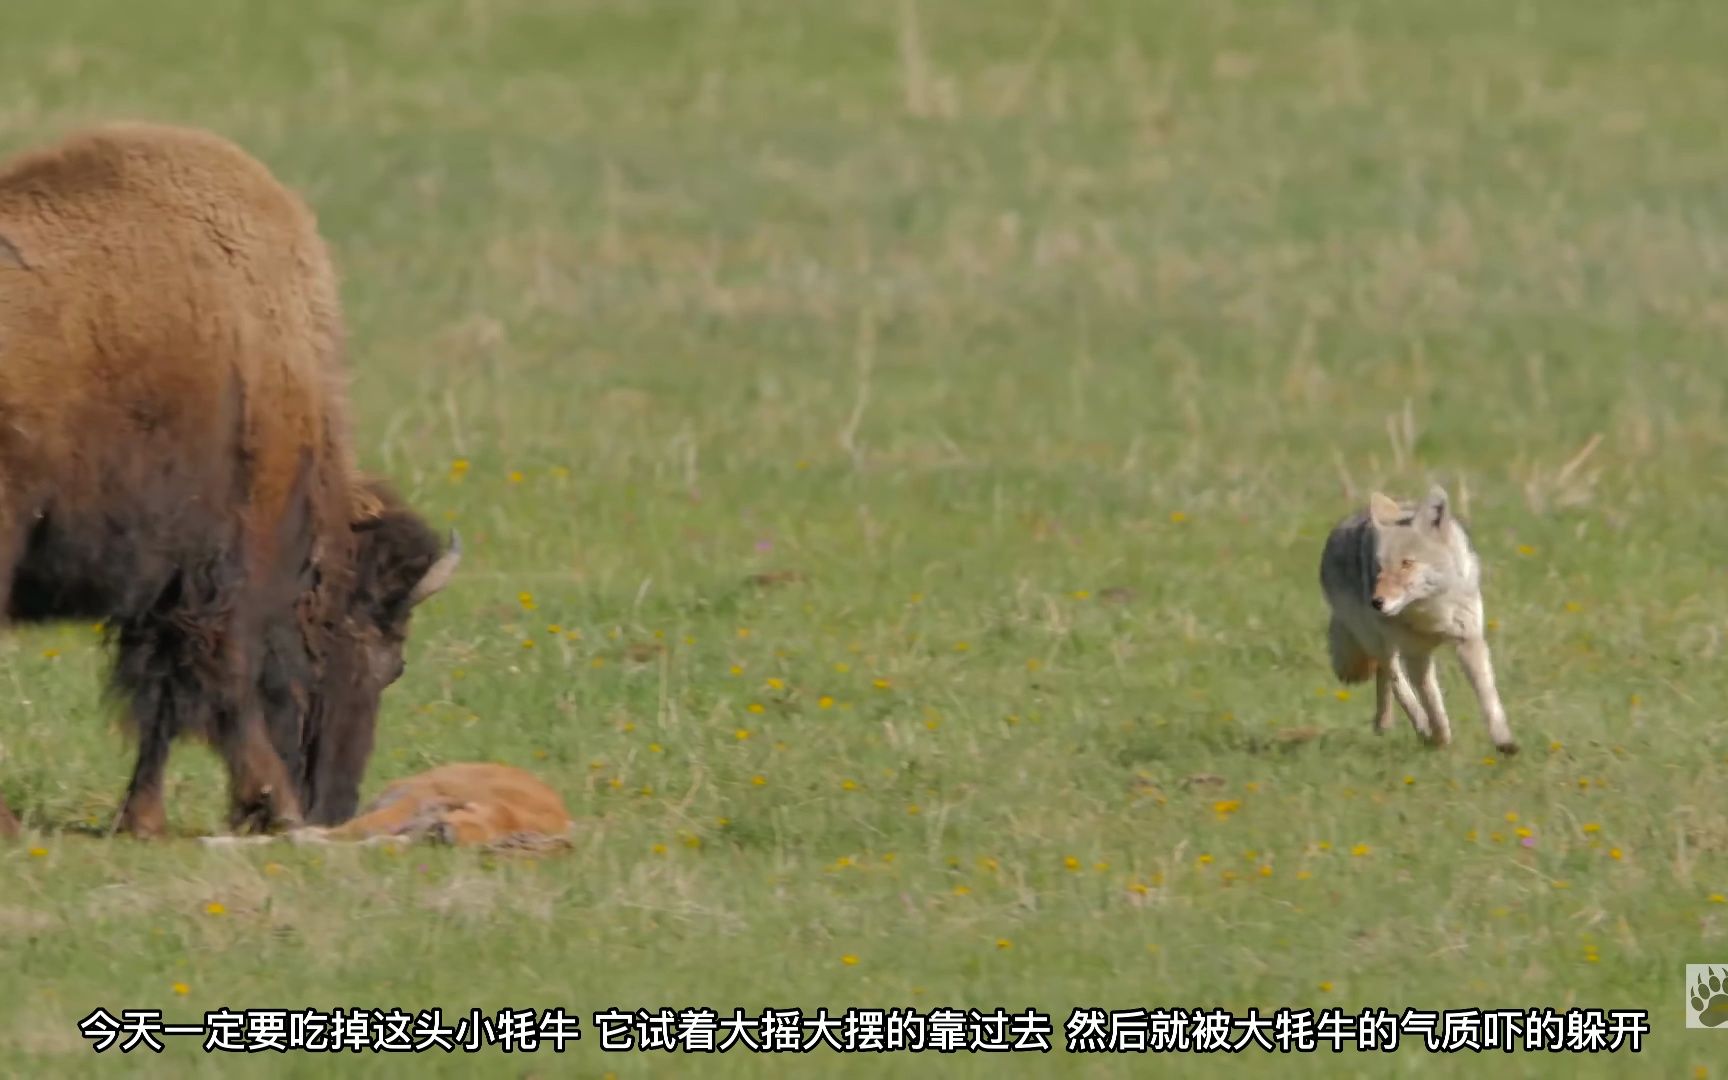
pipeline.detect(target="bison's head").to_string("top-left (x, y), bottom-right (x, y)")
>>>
top-left (348, 483), bottom-right (461, 694)
top-left (293, 480), bottom-right (460, 824)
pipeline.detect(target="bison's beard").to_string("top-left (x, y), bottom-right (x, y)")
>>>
top-left (259, 623), bottom-right (385, 827)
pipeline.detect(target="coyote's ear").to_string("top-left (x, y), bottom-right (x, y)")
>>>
top-left (1421, 485), bottom-right (1450, 530)
top-left (1369, 492), bottom-right (1402, 526)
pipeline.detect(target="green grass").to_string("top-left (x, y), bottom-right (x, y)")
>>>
top-left (4, 0), bottom-right (1728, 1074)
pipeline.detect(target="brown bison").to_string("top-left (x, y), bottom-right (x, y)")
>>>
top-left (0, 122), bottom-right (457, 839)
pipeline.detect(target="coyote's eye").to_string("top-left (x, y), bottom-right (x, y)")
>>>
top-left (1400, 559), bottom-right (1415, 570)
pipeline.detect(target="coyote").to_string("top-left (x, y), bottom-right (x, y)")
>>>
top-left (201, 763), bottom-right (574, 851)
top-left (1319, 485), bottom-right (1517, 754)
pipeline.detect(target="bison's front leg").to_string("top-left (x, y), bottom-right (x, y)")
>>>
top-left (0, 794), bottom-right (19, 837)
top-left (114, 703), bottom-right (173, 838)
top-left (222, 709), bottom-right (304, 834)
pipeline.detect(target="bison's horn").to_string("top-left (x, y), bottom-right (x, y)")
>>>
top-left (407, 530), bottom-right (462, 607)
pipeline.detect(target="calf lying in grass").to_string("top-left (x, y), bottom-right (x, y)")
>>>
top-left (201, 763), bottom-right (573, 852)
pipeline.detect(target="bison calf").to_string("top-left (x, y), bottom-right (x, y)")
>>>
top-left (0, 122), bottom-right (456, 838)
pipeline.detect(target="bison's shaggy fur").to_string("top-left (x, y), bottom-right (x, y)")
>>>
top-left (0, 122), bottom-right (456, 838)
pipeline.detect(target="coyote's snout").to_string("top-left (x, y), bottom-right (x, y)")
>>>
top-left (1318, 485), bottom-right (1517, 754)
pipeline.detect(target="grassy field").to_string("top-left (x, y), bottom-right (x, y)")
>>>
top-left (4, 0), bottom-right (1728, 1075)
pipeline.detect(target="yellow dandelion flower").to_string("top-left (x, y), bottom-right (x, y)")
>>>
top-left (263, 862), bottom-right (284, 877)
top-left (1481, 756), bottom-right (1498, 766)
top-left (172, 982), bottom-right (190, 996)
top-left (1093, 861), bottom-right (1110, 873)
top-left (1552, 881), bottom-right (1570, 890)
top-left (841, 779), bottom-right (858, 791)
top-left (1064, 856), bottom-right (1081, 871)
top-left (648, 743), bottom-right (663, 754)
top-left (1258, 864), bottom-right (1273, 878)
top-left (1609, 848), bottom-right (1623, 860)
top-left (638, 785), bottom-right (653, 796)
top-left (1333, 689), bottom-right (1350, 701)
top-left (682, 834), bottom-right (702, 850)
top-left (651, 843), bottom-right (667, 855)
top-left (1548, 740), bottom-right (1562, 753)
top-left (1213, 799), bottom-right (1241, 816)
top-left (872, 677), bottom-right (891, 690)
top-left (980, 857), bottom-right (999, 872)
top-left (1072, 590), bottom-right (1091, 600)
top-left (1564, 600), bottom-right (1583, 613)
top-left (520, 638), bottom-right (536, 650)
top-left (1466, 829), bottom-right (1478, 842)
top-left (1516, 544), bottom-right (1535, 556)
top-left (817, 695), bottom-right (835, 709)
top-left (1197, 854), bottom-right (1214, 866)
top-left (747, 703), bottom-right (765, 714)
top-left (751, 775), bottom-right (767, 787)
top-left (1711, 894), bottom-right (1727, 904)
top-left (833, 662), bottom-right (850, 674)
top-left (28, 846), bottom-right (47, 858)
top-left (507, 470), bottom-right (524, 485)
top-left (1296, 869), bottom-right (1312, 880)
top-left (1403, 775), bottom-right (1415, 786)
top-left (734, 729), bottom-right (750, 741)
top-left (1316, 841), bottom-right (1331, 852)
top-left (953, 885), bottom-right (971, 896)
top-left (1351, 843), bottom-right (1370, 857)
top-left (1504, 812), bottom-right (1519, 823)
top-left (1515, 826), bottom-right (1533, 839)
top-left (1169, 510), bottom-right (1188, 523)
top-left (608, 777), bottom-right (623, 789)
top-left (590, 657), bottom-right (605, 668)
top-left (736, 627), bottom-right (751, 639)
top-left (204, 902), bottom-right (226, 917)
top-left (766, 677), bottom-right (785, 691)
top-left (841, 954), bottom-right (859, 967)
top-left (925, 718), bottom-right (939, 731)
top-left (1582, 823), bottom-right (1601, 834)
top-left (906, 804), bottom-right (920, 816)
top-left (1244, 781), bottom-right (1260, 793)
top-left (996, 938), bottom-right (1012, 950)
top-left (449, 458), bottom-right (470, 478)
top-left (1319, 981), bottom-right (1334, 993)
top-left (1129, 881), bottom-right (1150, 896)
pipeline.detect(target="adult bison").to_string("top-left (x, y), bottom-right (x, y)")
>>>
top-left (0, 122), bottom-right (457, 839)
